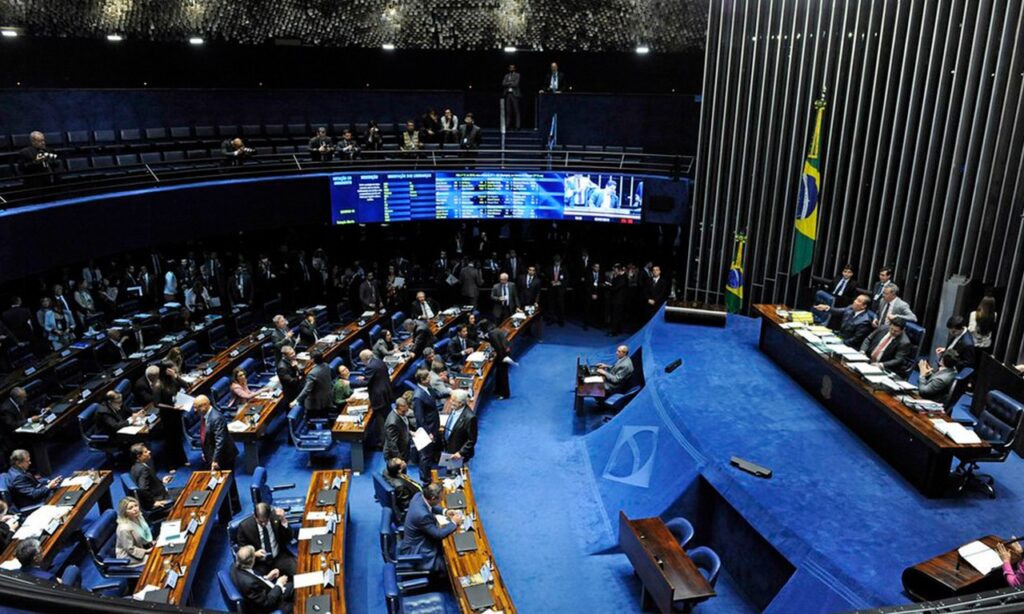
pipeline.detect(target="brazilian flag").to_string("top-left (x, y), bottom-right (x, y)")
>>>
top-left (792, 96), bottom-right (827, 274)
top-left (725, 231), bottom-right (746, 313)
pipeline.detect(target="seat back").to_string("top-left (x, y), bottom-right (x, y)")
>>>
top-left (664, 517), bottom-right (695, 549)
top-left (217, 569), bottom-right (244, 614)
top-left (976, 391), bottom-right (1024, 450)
top-left (287, 404), bottom-right (307, 445)
top-left (349, 339), bottom-right (366, 368)
top-left (227, 515), bottom-right (244, 551)
top-left (251, 465), bottom-right (271, 508)
top-left (119, 472), bottom-right (140, 500)
top-left (211, 376), bottom-right (232, 408)
top-left (179, 340), bottom-right (200, 368)
top-left (83, 509), bottom-right (118, 565)
top-left (372, 472), bottom-right (397, 510)
top-left (944, 367), bottom-right (975, 413)
top-left (390, 311), bottom-right (406, 333)
top-left (813, 290), bottom-right (835, 325)
top-left (369, 324), bottom-right (383, 346)
top-left (207, 324), bottom-right (228, 350)
top-left (78, 402), bottom-right (102, 443)
top-left (329, 357), bottom-right (344, 373)
top-left (183, 410), bottom-right (202, 450)
top-left (61, 565), bottom-right (83, 588)
top-left (904, 321), bottom-right (926, 355)
top-left (238, 357), bottom-right (259, 378)
top-left (55, 357), bottom-right (84, 386)
top-left (688, 546), bottom-right (722, 586)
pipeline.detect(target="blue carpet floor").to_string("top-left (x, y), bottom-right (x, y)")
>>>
top-left (20, 312), bottom-right (1024, 613)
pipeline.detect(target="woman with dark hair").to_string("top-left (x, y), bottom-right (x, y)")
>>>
top-left (154, 360), bottom-right (189, 469)
top-left (969, 295), bottom-right (997, 352)
top-left (229, 367), bottom-right (260, 406)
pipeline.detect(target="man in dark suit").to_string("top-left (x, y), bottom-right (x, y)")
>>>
top-left (502, 64), bottom-right (522, 130)
top-left (935, 315), bottom-right (975, 371)
top-left (359, 272), bottom-right (384, 311)
top-left (400, 483), bottom-right (462, 574)
top-left (403, 319), bottom-right (436, 357)
top-left (230, 545), bottom-right (293, 614)
top-left (384, 396), bottom-right (414, 462)
top-left (384, 457), bottom-right (422, 524)
top-left (870, 267), bottom-right (895, 313)
top-left (411, 291), bottom-right (440, 321)
top-left (861, 317), bottom-right (914, 376)
top-left (198, 395), bottom-right (237, 472)
top-left (485, 320), bottom-right (513, 399)
top-left (545, 256), bottom-right (568, 326)
top-left (1, 296), bottom-right (34, 343)
top-left (458, 260), bottom-right (484, 307)
top-left (543, 62), bottom-right (566, 93)
top-left (133, 365), bottom-right (160, 407)
top-left (412, 370), bottom-right (441, 483)
top-left (100, 329), bottom-right (134, 365)
top-left (297, 311), bottom-right (320, 347)
top-left (16, 132), bottom-right (61, 188)
top-left (583, 262), bottom-right (603, 330)
top-left (231, 265), bottom-right (255, 306)
top-left (457, 114), bottom-right (482, 151)
top-left (270, 315), bottom-right (296, 359)
top-left (504, 250), bottom-right (522, 282)
top-left (291, 351), bottom-right (332, 420)
top-left (0, 388), bottom-right (33, 470)
top-left (828, 264), bottom-right (859, 308)
top-left (129, 443), bottom-right (179, 520)
top-left (441, 389), bottom-right (477, 463)
top-left (644, 265), bottom-right (670, 318)
top-left (815, 294), bottom-right (874, 349)
top-left (94, 390), bottom-right (143, 439)
top-left (517, 266), bottom-right (541, 308)
top-left (276, 346), bottom-right (301, 401)
top-left (490, 273), bottom-right (520, 321)
top-left (361, 348), bottom-right (394, 448)
top-left (237, 502), bottom-right (297, 577)
top-left (447, 325), bottom-right (477, 363)
top-left (5, 449), bottom-right (60, 510)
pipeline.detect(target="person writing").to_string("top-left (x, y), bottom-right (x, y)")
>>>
top-left (115, 496), bottom-right (154, 566)
top-left (597, 345), bottom-right (634, 393)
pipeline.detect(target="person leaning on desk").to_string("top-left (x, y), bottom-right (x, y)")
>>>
top-left (400, 483), bottom-right (464, 575)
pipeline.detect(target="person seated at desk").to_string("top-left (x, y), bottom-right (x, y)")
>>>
top-left (373, 329), bottom-right (400, 360)
top-left (441, 389), bottom-right (476, 463)
top-left (412, 291), bottom-right (439, 321)
top-left (237, 502), bottom-right (297, 578)
top-left (0, 500), bottom-right (20, 551)
top-left (277, 346), bottom-right (301, 402)
top-left (996, 539), bottom-right (1024, 587)
top-left (133, 365), bottom-right (160, 407)
top-left (333, 365), bottom-right (353, 408)
top-left (465, 313), bottom-right (483, 345)
top-left (115, 496), bottom-right (154, 566)
top-left (814, 293), bottom-right (873, 349)
top-left (428, 359), bottom-right (452, 399)
top-left (384, 457), bottom-right (422, 523)
top-left (827, 264), bottom-right (859, 308)
top-left (14, 539), bottom-right (49, 580)
top-left (95, 390), bottom-right (146, 439)
top-left (231, 545), bottom-right (293, 614)
top-left (129, 443), bottom-right (179, 519)
top-left (935, 315), bottom-right (975, 371)
top-left (447, 325), bottom-right (476, 363)
top-left (1, 387), bottom-right (39, 465)
top-left (597, 345), bottom-right (634, 393)
top-left (861, 317), bottom-right (913, 376)
top-left (400, 483), bottom-right (464, 575)
top-left (5, 449), bottom-right (61, 510)
top-left (230, 368), bottom-right (263, 407)
top-left (297, 310), bottom-right (320, 347)
top-left (917, 351), bottom-right (959, 402)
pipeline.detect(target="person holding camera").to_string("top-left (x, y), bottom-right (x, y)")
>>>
top-left (221, 137), bottom-right (255, 166)
top-left (17, 131), bottom-right (61, 188)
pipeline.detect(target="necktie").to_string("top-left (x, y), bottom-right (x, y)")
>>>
top-left (871, 333), bottom-right (893, 362)
top-left (502, 284), bottom-right (508, 302)
top-left (878, 301), bottom-right (889, 324)
top-left (835, 278), bottom-right (846, 295)
top-left (260, 523), bottom-right (273, 557)
top-left (199, 418), bottom-right (206, 445)
top-left (554, 266), bottom-right (559, 280)
top-left (460, 338), bottom-right (466, 351)
top-left (527, 275), bottom-right (533, 287)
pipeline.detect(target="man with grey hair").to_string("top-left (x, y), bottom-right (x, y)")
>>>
top-left (271, 314), bottom-right (295, 357)
top-left (16, 131), bottom-right (61, 188)
top-left (15, 538), bottom-right (48, 579)
top-left (403, 317), bottom-right (435, 357)
top-left (230, 544), bottom-right (293, 613)
top-left (362, 348), bottom-right (394, 447)
top-left (133, 364), bottom-right (160, 406)
top-left (597, 345), bottom-right (634, 393)
top-left (441, 388), bottom-right (477, 463)
top-left (872, 284), bottom-right (917, 329)
top-left (428, 358), bottom-right (452, 399)
top-left (6, 449), bottom-right (60, 509)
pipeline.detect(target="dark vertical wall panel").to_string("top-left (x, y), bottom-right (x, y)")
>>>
top-left (688, 0), bottom-right (1024, 363)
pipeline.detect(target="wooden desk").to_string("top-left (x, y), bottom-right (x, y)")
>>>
top-left (754, 304), bottom-right (990, 496)
top-left (133, 470), bottom-right (233, 605)
top-left (618, 512), bottom-right (715, 612)
top-left (293, 469), bottom-right (351, 614)
top-left (332, 311), bottom-right (459, 473)
top-left (902, 535), bottom-right (1008, 601)
top-left (573, 356), bottom-right (606, 414)
top-left (229, 391), bottom-right (287, 473)
top-left (433, 469), bottom-right (516, 614)
top-left (0, 470), bottom-right (113, 569)
top-left (182, 330), bottom-right (268, 395)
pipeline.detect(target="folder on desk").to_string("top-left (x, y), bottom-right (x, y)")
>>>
top-left (143, 588), bottom-right (170, 603)
top-left (309, 534), bottom-right (331, 554)
top-left (305, 595), bottom-right (332, 614)
top-left (315, 489), bottom-right (338, 507)
top-left (162, 540), bottom-right (186, 555)
top-left (57, 490), bottom-right (84, 507)
top-left (183, 490), bottom-right (210, 507)
top-left (464, 583), bottom-right (495, 610)
top-left (453, 531), bottom-right (478, 553)
top-left (445, 491), bottom-right (467, 510)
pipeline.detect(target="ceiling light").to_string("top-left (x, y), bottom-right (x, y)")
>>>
top-left (1, 29), bottom-right (19, 38)
top-left (382, 43), bottom-right (396, 50)
top-left (504, 46), bottom-right (517, 53)
top-left (189, 36), bottom-right (204, 45)
top-left (636, 45), bottom-right (650, 54)
top-left (106, 34), bottom-right (123, 42)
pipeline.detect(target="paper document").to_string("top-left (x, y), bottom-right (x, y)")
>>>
top-left (156, 521), bottom-right (185, 547)
top-left (227, 420), bottom-right (250, 432)
top-left (60, 476), bottom-right (95, 488)
top-left (15, 505), bottom-right (72, 539)
top-left (0, 559), bottom-right (21, 570)
top-left (583, 376), bottom-right (604, 384)
top-left (174, 391), bottom-right (195, 411)
top-left (931, 419), bottom-right (982, 444)
top-left (132, 584), bottom-right (163, 601)
top-left (118, 425), bottom-right (144, 435)
top-left (335, 415), bottom-right (361, 424)
top-left (15, 422), bottom-right (44, 434)
top-left (958, 541), bottom-right (1003, 575)
top-left (840, 352), bottom-right (870, 362)
top-left (298, 526), bottom-right (329, 540)
top-left (320, 334), bottom-right (338, 345)
top-left (360, 311), bottom-right (376, 318)
top-left (435, 514), bottom-right (452, 527)
top-left (412, 427), bottom-right (433, 451)
top-left (466, 351), bottom-right (487, 363)
top-left (293, 571), bottom-right (325, 589)
top-left (350, 389), bottom-right (370, 401)
top-left (305, 512), bottom-right (338, 521)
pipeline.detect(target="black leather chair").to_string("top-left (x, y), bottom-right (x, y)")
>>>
top-left (951, 390), bottom-right (1024, 498)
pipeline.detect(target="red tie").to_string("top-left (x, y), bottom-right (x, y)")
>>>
top-left (200, 419), bottom-right (207, 445)
top-left (871, 333), bottom-right (893, 362)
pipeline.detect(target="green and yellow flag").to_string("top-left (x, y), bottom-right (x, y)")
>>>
top-left (791, 96), bottom-right (827, 274)
top-left (725, 231), bottom-right (746, 313)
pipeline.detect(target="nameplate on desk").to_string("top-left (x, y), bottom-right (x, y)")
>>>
top-left (146, 413), bottom-right (158, 425)
top-left (331, 476), bottom-right (344, 490)
top-left (305, 594), bottom-right (332, 614)
top-left (206, 475), bottom-right (219, 490)
top-left (230, 349), bottom-right (240, 357)
top-left (184, 490), bottom-right (210, 507)
top-left (322, 567), bottom-right (336, 588)
top-left (165, 570), bottom-right (179, 589)
top-left (185, 518), bottom-right (199, 535)
top-left (43, 413), bottom-right (57, 425)
top-left (113, 368), bottom-right (124, 377)
top-left (23, 366), bottom-right (36, 376)
top-left (43, 518), bottom-right (62, 535)
top-left (315, 489), bottom-right (338, 507)
top-left (80, 389), bottom-right (92, 400)
top-left (60, 349), bottom-right (72, 357)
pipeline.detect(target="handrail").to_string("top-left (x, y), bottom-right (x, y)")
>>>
top-left (0, 147), bottom-right (695, 212)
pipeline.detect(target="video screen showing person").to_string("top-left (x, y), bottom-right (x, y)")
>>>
top-left (563, 173), bottom-right (643, 222)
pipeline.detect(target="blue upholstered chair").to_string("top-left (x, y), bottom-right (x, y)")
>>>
top-left (605, 384), bottom-right (643, 414)
top-left (951, 390), bottom-right (1024, 498)
top-left (81, 509), bottom-right (142, 579)
top-left (944, 367), bottom-right (975, 416)
top-left (250, 465), bottom-right (303, 517)
top-left (60, 565), bottom-right (127, 596)
top-left (210, 376), bottom-right (232, 407)
top-left (218, 569), bottom-right (284, 614)
top-left (665, 517), bottom-right (695, 549)
top-left (391, 311), bottom-right (407, 335)
top-left (369, 324), bottom-right (384, 346)
top-left (78, 402), bottom-right (119, 458)
top-left (812, 290), bottom-right (834, 325)
top-left (379, 507), bottom-right (430, 575)
top-left (904, 321), bottom-right (926, 357)
top-left (373, 472), bottom-right (398, 517)
top-left (287, 405), bottom-right (335, 465)
top-left (384, 562), bottom-right (457, 614)
top-left (207, 323), bottom-right (229, 352)
top-left (179, 340), bottom-right (201, 369)
top-left (688, 546), bottom-right (722, 586)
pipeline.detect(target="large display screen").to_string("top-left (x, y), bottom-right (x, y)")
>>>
top-left (330, 171), bottom-right (643, 224)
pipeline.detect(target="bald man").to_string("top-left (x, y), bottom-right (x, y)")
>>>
top-left (597, 345), bottom-right (634, 393)
top-left (196, 394), bottom-right (240, 509)
top-left (16, 131), bottom-right (61, 187)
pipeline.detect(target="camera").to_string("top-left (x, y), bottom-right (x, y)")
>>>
top-left (38, 152), bottom-right (58, 161)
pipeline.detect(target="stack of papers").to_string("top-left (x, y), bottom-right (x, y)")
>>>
top-left (958, 541), bottom-right (1003, 574)
top-left (60, 475), bottom-right (95, 489)
top-left (931, 419), bottom-right (983, 444)
top-left (15, 505), bottom-right (72, 539)
top-left (904, 397), bottom-right (946, 412)
top-left (350, 389), bottom-right (370, 401)
top-left (789, 310), bottom-right (815, 324)
top-left (156, 521), bottom-right (186, 547)
top-left (16, 422), bottom-right (44, 434)
top-left (132, 584), bottom-right (163, 601)
top-left (319, 334), bottom-right (339, 345)
top-left (118, 425), bottom-right (145, 435)
top-left (293, 571), bottom-right (325, 589)
top-left (298, 526), bottom-right (329, 540)
top-left (335, 415), bottom-right (361, 424)
top-left (466, 351), bottom-right (487, 363)
top-left (779, 322), bottom-right (806, 330)
top-left (227, 420), bottom-right (251, 432)
top-left (0, 559), bottom-right (21, 570)
top-left (850, 363), bottom-right (885, 376)
top-left (794, 330), bottom-right (823, 345)
top-left (360, 311), bottom-right (376, 318)
top-left (583, 376), bottom-right (604, 384)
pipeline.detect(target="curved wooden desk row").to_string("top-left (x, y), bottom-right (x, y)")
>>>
top-left (754, 304), bottom-right (988, 497)
top-left (294, 469), bottom-right (351, 614)
top-left (434, 468), bottom-right (517, 614)
top-left (902, 535), bottom-right (1008, 601)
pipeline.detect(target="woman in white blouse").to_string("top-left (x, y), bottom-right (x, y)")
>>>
top-left (968, 296), bottom-right (997, 351)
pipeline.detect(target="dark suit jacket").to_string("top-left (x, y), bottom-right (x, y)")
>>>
top-left (1, 306), bottom-right (33, 342)
top-left (384, 410), bottom-right (412, 461)
top-left (860, 328), bottom-right (913, 374)
top-left (828, 275), bottom-right (859, 307)
top-left (95, 402), bottom-right (130, 437)
top-left (833, 306), bottom-right (873, 349)
top-left (490, 282), bottom-right (520, 320)
top-left (203, 405), bottom-right (238, 468)
top-left (488, 328), bottom-right (510, 360)
top-left (411, 298), bottom-right (440, 320)
top-left (410, 321), bottom-right (436, 357)
top-left (412, 386), bottom-right (440, 438)
top-left (545, 71), bottom-right (566, 92)
top-left (297, 320), bottom-right (320, 346)
top-left (271, 327), bottom-right (295, 355)
top-left (230, 565), bottom-right (287, 614)
top-left (399, 492), bottom-right (457, 571)
top-left (295, 363), bottom-right (333, 412)
top-left (443, 409), bottom-right (477, 461)
top-left (237, 514), bottom-right (292, 559)
top-left (517, 275), bottom-right (541, 306)
top-left (16, 146), bottom-right (57, 175)
top-left (447, 335), bottom-right (475, 362)
top-left (359, 280), bottom-right (382, 310)
top-left (457, 124), bottom-right (482, 149)
top-left (0, 399), bottom-right (26, 445)
top-left (365, 357), bottom-right (393, 411)
top-left (133, 376), bottom-right (156, 406)
top-left (645, 277), bottom-right (670, 305)
top-left (944, 332), bottom-right (976, 370)
top-left (276, 358), bottom-right (301, 400)
top-left (130, 460), bottom-right (168, 510)
top-left (385, 472), bottom-right (421, 523)
top-left (6, 466), bottom-right (52, 509)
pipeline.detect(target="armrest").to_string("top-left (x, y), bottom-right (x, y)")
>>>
top-left (90, 580), bottom-right (125, 593)
top-left (270, 483), bottom-right (296, 492)
top-left (396, 576), bottom-right (430, 592)
top-left (102, 557), bottom-right (132, 566)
